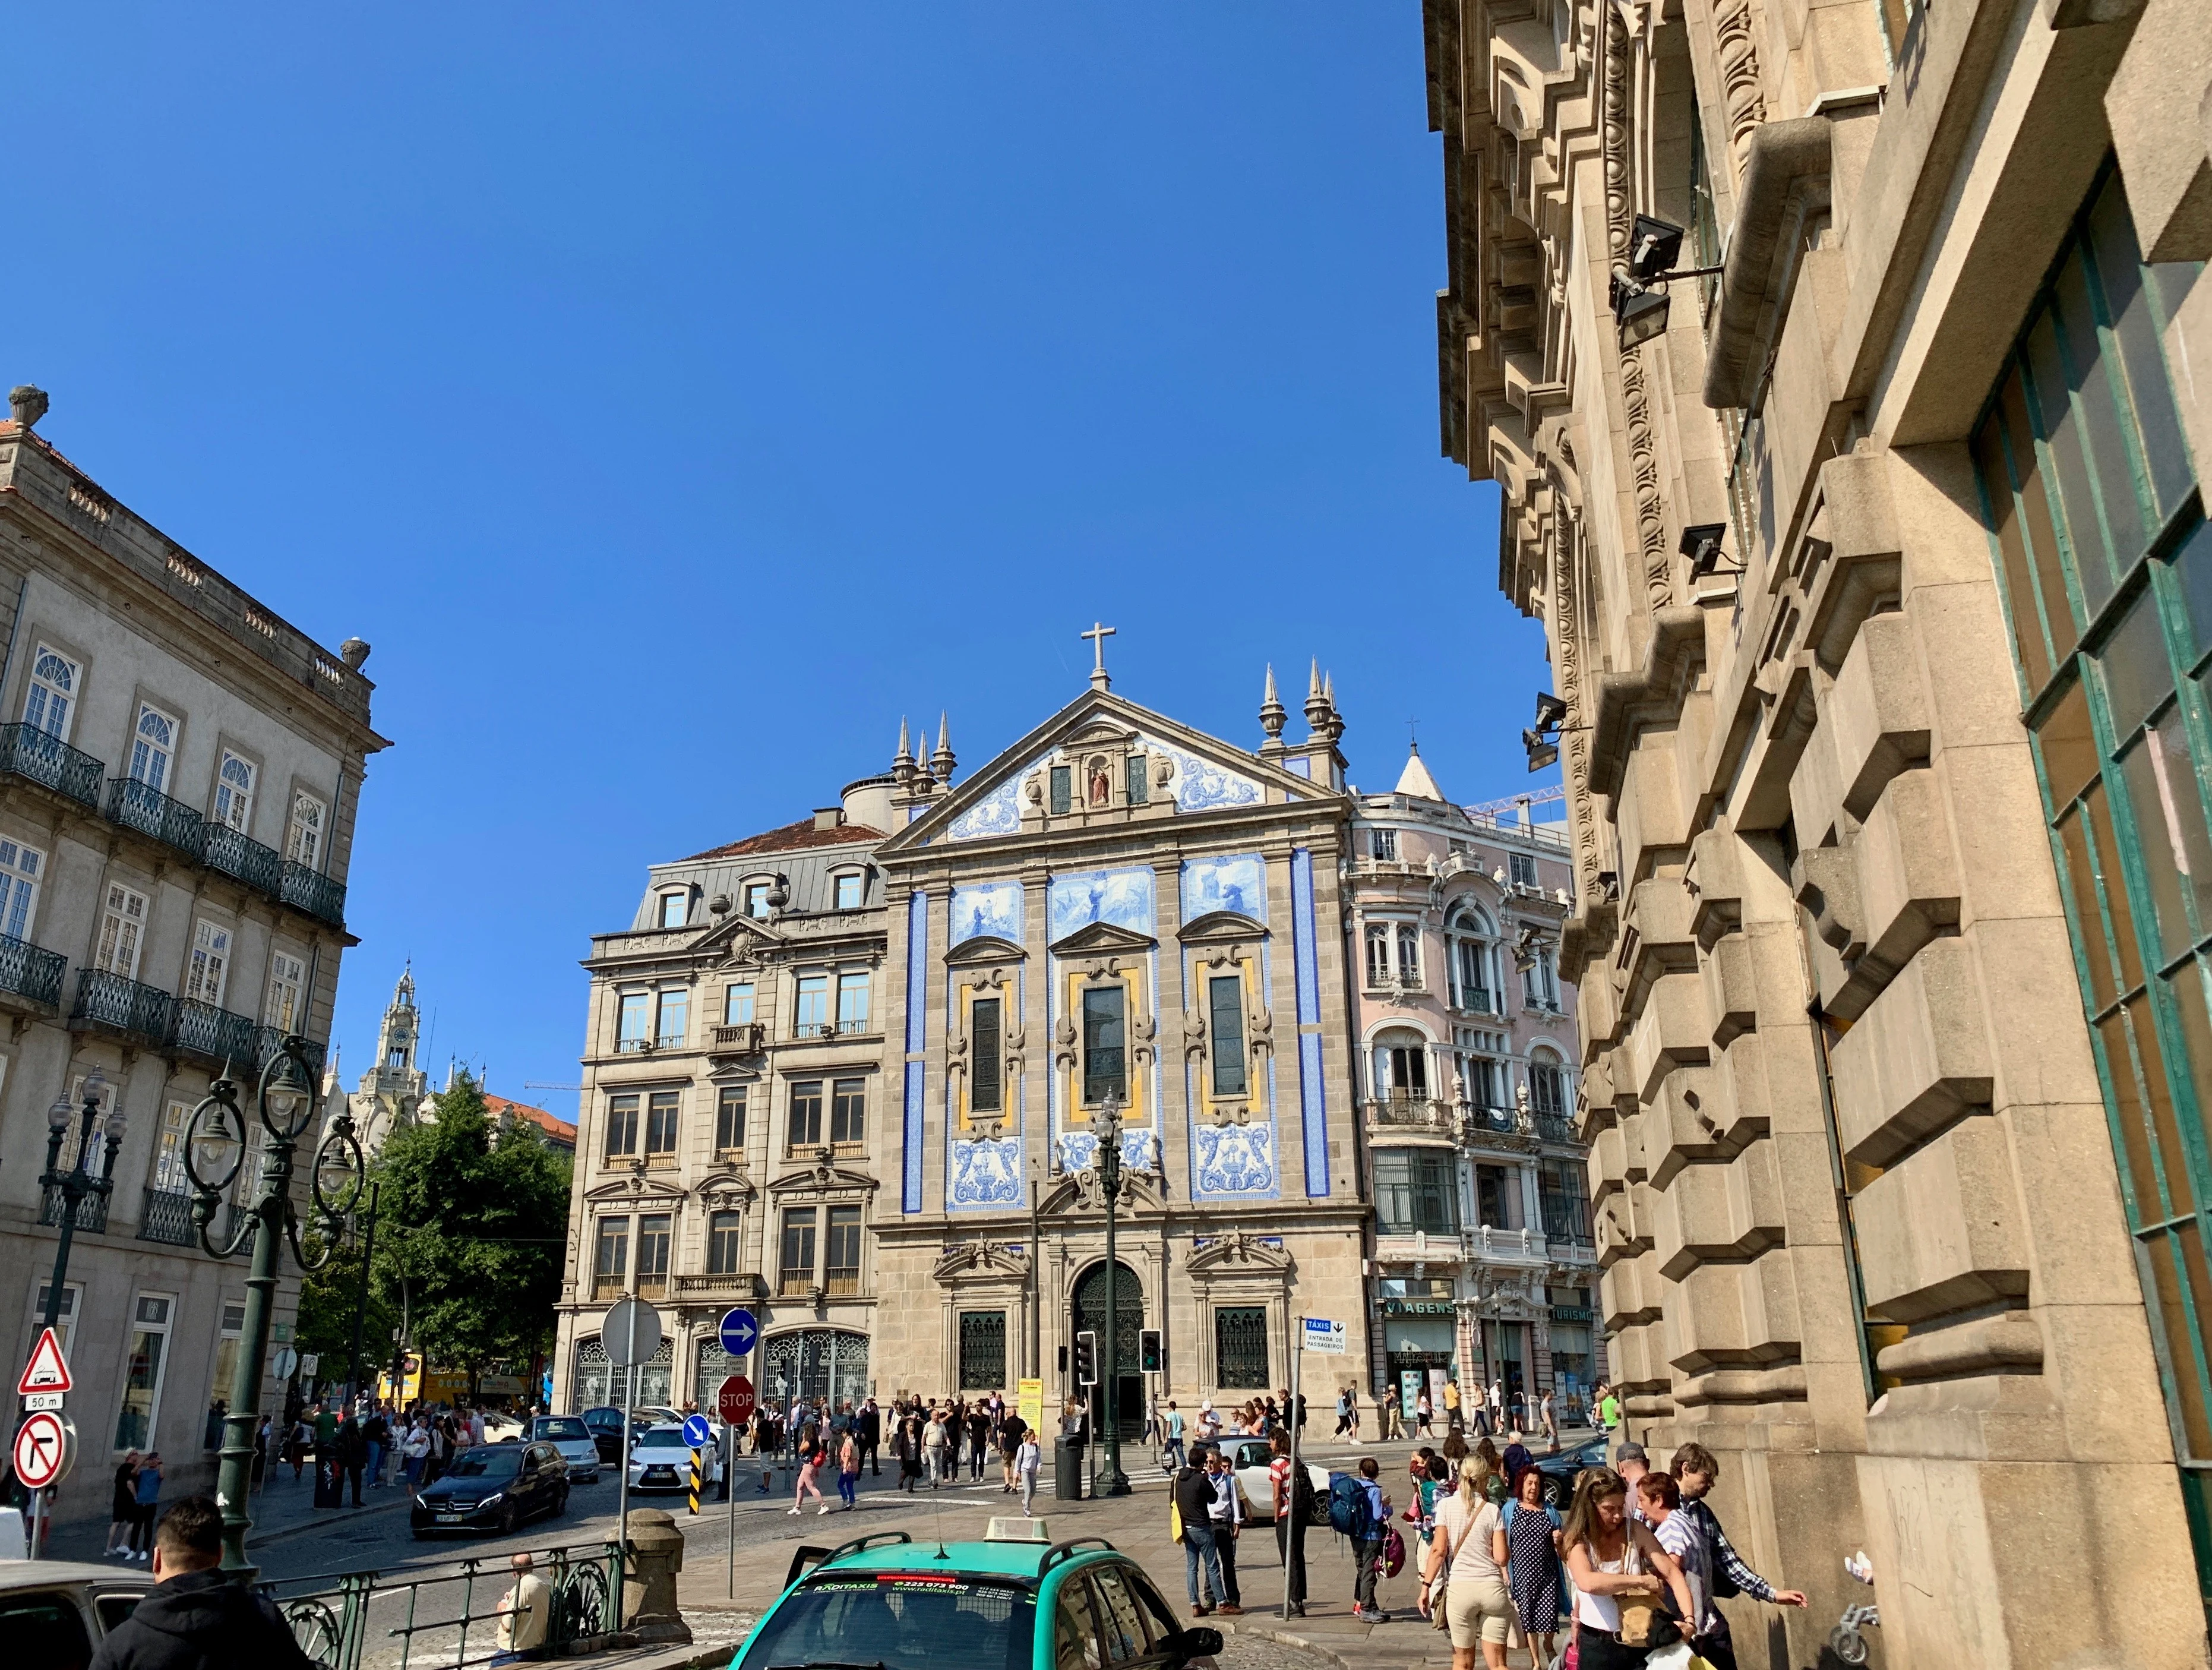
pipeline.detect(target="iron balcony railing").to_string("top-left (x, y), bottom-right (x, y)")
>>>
top-left (0, 722), bottom-right (105, 807)
top-left (106, 775), bottom-right (207, 859)
top-left (270, 1537), bottom-right (622, 1670)
top-left (1534, 1112), bottom-right (1576, 1143)
top-left (138, 1186), bottom-right (197, 1246)
top-left (203, 823), bottom-right (283, 894)
top-left (0, 932), bottom-right (67, 1008)
top-left (72, 968), bottom-right (175, 1047)
top-left (39, 1180), bottom-right (110, 1233)
top-left (170, 997), bottom-right (260, 1068)
top-left (1464, 1104), bottom-right (1519, 1135)
top-left (256, 1026), bottom-right (327, 1080)
top-left (279, 860), bottom-right (347, 927)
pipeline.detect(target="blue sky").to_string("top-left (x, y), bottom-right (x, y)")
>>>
top-left (6, 5), bottom-right (1548, 1121)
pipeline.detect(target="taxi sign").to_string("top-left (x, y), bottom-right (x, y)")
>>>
top-left (17, 1327), bottom-right (71, 1397)
top-left (1300, 1317), bottom-right (1347, 1355)
top-left (13, 1410), bottom-right (74, 1490)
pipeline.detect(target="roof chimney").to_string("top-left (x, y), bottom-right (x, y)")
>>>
top-left (813, 807), bottom-right (844, 832)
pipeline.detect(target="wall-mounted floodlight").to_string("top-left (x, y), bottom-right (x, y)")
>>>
top-left (1679, 521), bottom-right (1742, 579)
top-left (1534, 692), bottom-right (1570, 730)
top-left (1523, 728), bottom-right (1560, 773)
top-left (1610, 216), bottom-right (1725, 351)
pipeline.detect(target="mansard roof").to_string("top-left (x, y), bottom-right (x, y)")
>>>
top-left (682, 817), bottom-right (887, 863)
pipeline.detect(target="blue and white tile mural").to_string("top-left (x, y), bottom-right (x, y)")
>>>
top-left (1192, 1122), bottom-right (1278, 1195)
top-left (951, 881), bottom-right (1023, 945)
top-left (1053, 1127), bottom-right (1159, 1175)
top-left (1141, 735), bottom-right (1262, 812)
top-left (946, 774), bottom-right (1025, 841)
top-left (1181, 854), bottom-right (1267, 924)
top-left (1047, 868), bottom-right (1154, 942)
top-left (948, 1136), bottom-right (1026, 1207)
top-left (1056, 1130), bottom-right (1099, 1173)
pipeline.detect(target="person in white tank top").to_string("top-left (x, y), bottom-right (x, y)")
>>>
top-left (1560, 1467), bottom-right (1696, 1670)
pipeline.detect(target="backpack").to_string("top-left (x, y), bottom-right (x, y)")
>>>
top-left (1382, 1526), bottom-right (1407, 1577)
top-left (1328, 1473), bottom-right (1374, 1539)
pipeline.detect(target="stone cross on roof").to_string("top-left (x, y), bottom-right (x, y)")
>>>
top-left (1081, 621), bottom-right (1116, 691)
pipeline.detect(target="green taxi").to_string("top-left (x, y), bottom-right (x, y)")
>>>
top-left (728, 1530), bottom-right (1222, 1670)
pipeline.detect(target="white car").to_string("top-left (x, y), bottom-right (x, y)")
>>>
top-left (627, 1423), bottom-right (726, 1494)
top-left (1222, 1437), bottom-right (1329, 1517)
top-left (526, 1415), bottom-right (603, 1482)
top-left (0, 1558), bottom-right (152, 1659)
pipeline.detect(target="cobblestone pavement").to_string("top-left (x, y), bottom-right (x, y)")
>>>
top-left (1214, 1630), bottom-right (1353, 1670)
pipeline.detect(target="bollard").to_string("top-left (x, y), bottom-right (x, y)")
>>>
top-left (688, 1448), bottom-right (701, 1516)
top-left (624, 1508), bottom-right (694, 1645)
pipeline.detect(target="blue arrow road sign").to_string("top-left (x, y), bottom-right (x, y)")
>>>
top-left (718, 1308), bottom-right (758, 1358)
top-left (682, 1413), bottom-right (714, 1448)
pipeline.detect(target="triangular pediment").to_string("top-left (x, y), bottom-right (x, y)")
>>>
top-left (688, 911), bottom-right (783, 961)
top-left (1177, 910), bottom-right (1269, 945)
top-left (1048, 920), bottom-right (1156, 957)
top-left (878, 688), bottom-right (1331, 855)
top-left (583, 1173), bottom-right (689, 1205)
top-left (1186, 1230), bottom-right (1295, 1277)
top-left (945, 933), bottom-right (1027, 967)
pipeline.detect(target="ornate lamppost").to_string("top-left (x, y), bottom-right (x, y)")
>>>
top-left (38, 1069), bottom-right (128, 1334)
top-left (183, 1038), bottom-right (363, 1580)
top-left (1093, 1094), bottom-right (1130, 1497)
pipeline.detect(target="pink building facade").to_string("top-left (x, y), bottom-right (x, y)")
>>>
top-left (1347, 750), bottom-right (1603, 1427)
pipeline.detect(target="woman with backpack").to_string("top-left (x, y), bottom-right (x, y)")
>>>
top-left (1503, 1464), bottom-right (1565, 1670)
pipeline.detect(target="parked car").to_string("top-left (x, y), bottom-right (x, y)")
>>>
top-left (412, 1441), bottom-right (570, 1537)
top-left (526, 1415), bottom-right (603, 1483)
top-left (580, 1406), bottom-right (628, 1462)
top-left (625, 1423), bottom-right (725, 1494)
top-left (1530, 1434), bottom-right (1611, 1507)
top-left (0, 1558), bottom-right (153, 1670)
top-left (1219, 1438), bottom-right (1329, 1516)
top-left (732, 1529), bottom-right (1218, 1670)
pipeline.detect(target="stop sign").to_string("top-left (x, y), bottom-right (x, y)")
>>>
top-left (717, 1373), bottom-right (756, 1426)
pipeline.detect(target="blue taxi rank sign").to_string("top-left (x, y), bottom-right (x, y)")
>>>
top-left (719, 1307), bottom-right (758, 1358)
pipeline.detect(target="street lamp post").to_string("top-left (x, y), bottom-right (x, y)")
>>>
top-left (38, 1069), bottom-right (128, 1335)
top-left (183, 1037), bottom-right (363, 1581)
top-left (1094, 1095), bottom-right (1130, 1498)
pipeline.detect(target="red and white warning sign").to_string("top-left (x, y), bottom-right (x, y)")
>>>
top-left (12, 1410), bottom-right (74, 1491)
top-left (17, 1327), bottom-right (71, 1401)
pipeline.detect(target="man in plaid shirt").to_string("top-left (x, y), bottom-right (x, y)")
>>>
top-left (1668, 1442), bottom-right (1808, 1670)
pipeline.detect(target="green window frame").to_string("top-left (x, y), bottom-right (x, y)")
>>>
top-left (971, 996), bottom-right (1003, 1113)
top-left (1081, 984), bottom-right (1127, 1105)
top-left (1970, 157), bottom-right (2212, 1595)
top-left (1208, 974), bottom-right (1247, 1097)
top-left (1050, 766), bottom-right (1072, 815)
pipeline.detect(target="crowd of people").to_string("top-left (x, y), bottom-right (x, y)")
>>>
top-left (717, 1390), bottom-right (1050, 1516)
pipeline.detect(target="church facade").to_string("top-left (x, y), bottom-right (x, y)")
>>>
top-left (868, 662), bottom-right (1371, 1423)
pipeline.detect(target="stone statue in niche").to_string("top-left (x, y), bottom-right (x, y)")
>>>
top-left (1089, 759), bottom-right (1111, 806)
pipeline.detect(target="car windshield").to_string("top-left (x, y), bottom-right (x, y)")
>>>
top-left (636, 1429), bottom-right (691, 1449)
top-left (447, 1448), bottom-right (523, 1478)
top-left (534, 1419), bottom-right (590, 1441)
top-left (743, 1574), bottom-right (1035, 1670)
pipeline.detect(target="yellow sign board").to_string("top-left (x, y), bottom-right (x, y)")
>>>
top-left (1017, 1377), bottom-right (1044, 1434)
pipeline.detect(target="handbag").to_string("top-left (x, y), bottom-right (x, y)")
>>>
top-left (1426, 1504), bottom-right (1453, 1631)
top-left (1612, 1529), bottom-right (1684, 1650)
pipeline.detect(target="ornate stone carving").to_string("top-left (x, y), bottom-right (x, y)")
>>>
top-left (1712, 0), bottom-right (1768, 180)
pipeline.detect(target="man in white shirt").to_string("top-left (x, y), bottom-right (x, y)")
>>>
top-left (491, 1552), bottom-right (551, 1665)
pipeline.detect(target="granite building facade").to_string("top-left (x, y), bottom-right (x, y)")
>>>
top-left (1424, 0), bottom-right (2212, 1655)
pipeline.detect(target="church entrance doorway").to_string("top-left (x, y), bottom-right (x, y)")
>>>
top-left (1072, 1259), bottom-right (1144, 1442)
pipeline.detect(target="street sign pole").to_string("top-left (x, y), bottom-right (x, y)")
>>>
top-left (1284, 1317), bottom-right (1302, 1623)
top-left (726, 1419), bottom-right (737, 1598)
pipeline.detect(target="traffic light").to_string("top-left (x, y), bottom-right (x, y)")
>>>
top-left (1075, 1330), bottom-right (1099, 1387)
top-left (1139, 1328), bottom-right (1162, 1375)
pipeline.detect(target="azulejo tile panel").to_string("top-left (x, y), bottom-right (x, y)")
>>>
top-left (1047, 867), bottom-right (1154, 941)
top-left (947, 773), bottom-right (1025, 841)
top-left (1181, 854), bottom-right (1267, 923)
top-left (1057, 1130), bottom-right (1099, 1173)
top-left (947, 1136), bottom-right (1025, 1207)
top-left (1142, 735), bottom-right (1261, 812)
top-left (1051, 1126), bottom-right (1160, 1175)
top-left (1193, 1122), bottom-right (1277, 1195)
top-left (951, 880), bottom-right (1023, 945)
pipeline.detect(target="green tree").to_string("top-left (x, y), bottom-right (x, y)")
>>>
top-left (294, 1229), bottom-right (397, 1371)
top-left (372, 1073), bottom-right (573, 1384)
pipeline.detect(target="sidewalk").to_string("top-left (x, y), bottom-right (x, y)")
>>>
top-left (677, 1429), bottom-right (1594, 1670)
top-left (38, 1465), bottom-right (412, 1563)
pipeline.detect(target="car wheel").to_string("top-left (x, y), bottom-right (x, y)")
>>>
top-left (412, 1527), bottom-right (429, 1541)
top-left (1542, 1475), bottom-right (1564, 1508)
top-left (500, 1503), bottom-right (520, 1537)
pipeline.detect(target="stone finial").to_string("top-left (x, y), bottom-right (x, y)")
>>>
top-left (1321, 671), bottom-right (1344, 742)
top-left (1304, 658), bottom-right (1331, 732)
top-left (893, 715), bottom-right (914, 783)
top-left (339, 637), bottom-right (371, 670)
top-left (9, 386), bottom-right (49, 430)
top-left (1259, 665), bottom-right (1287, 741)
top-left (932, 712), bottom-right (956, 781)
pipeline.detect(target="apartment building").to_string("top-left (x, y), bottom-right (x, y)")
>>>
top-left (1348, 758), bottom-right (1601, 1425)
top-left (0, 386), bottom-right (383, 1505)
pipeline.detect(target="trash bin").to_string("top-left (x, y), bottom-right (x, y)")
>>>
top-left (1054, 1436), bottom-right (1085, 1500)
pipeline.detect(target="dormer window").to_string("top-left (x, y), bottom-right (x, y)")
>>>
top-left (658, 891), bottom-right (688, 929)
top-left (834, 872), bottom-right (864, 910)
top-left (743, 882), bottom-right (771, 920)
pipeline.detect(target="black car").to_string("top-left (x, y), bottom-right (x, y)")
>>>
top-left (1531, 1435), bottom-right (1611, 1508)
top-left (412, 1442), bottom-right (570, 1538)
top-left (580, 1406), bottom-right (628, 1464)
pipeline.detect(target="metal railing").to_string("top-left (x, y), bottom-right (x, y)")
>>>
top-left (1534, 1112), bottom-right (1576, 1143)
top-left (0, 722), bottom-right (105, 807)
top-left (672, 1271), bottom-right (767, 1298)
top-left (170, 997), bottom-right (260, 1066)
top-left (138, 1186), bottom-right (197, 1246)
top-left (106, 775), bottom-right (207, 858)
top-left (825, 1270), bottom-right (861, 1296)
top-left (204, 823), bottom-right (283, 893)
top-left (0, 932), bottom-right (66, 1008)
top-left (39, 1179), bottom-right (110, 1233)
top-left (1463, 1105), bottom-right (1519, 1135)
top-left (270, 1538), bottom-right (623, 1670)
top-left (280, 859), bottom-right (347, 927)
top-left (1366, 1098), bottom-right (1456, 1131)
top-left (257, 1025), bottom-right (326, 1079)
top-left (71, 968), bottom-right (175, 1046)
